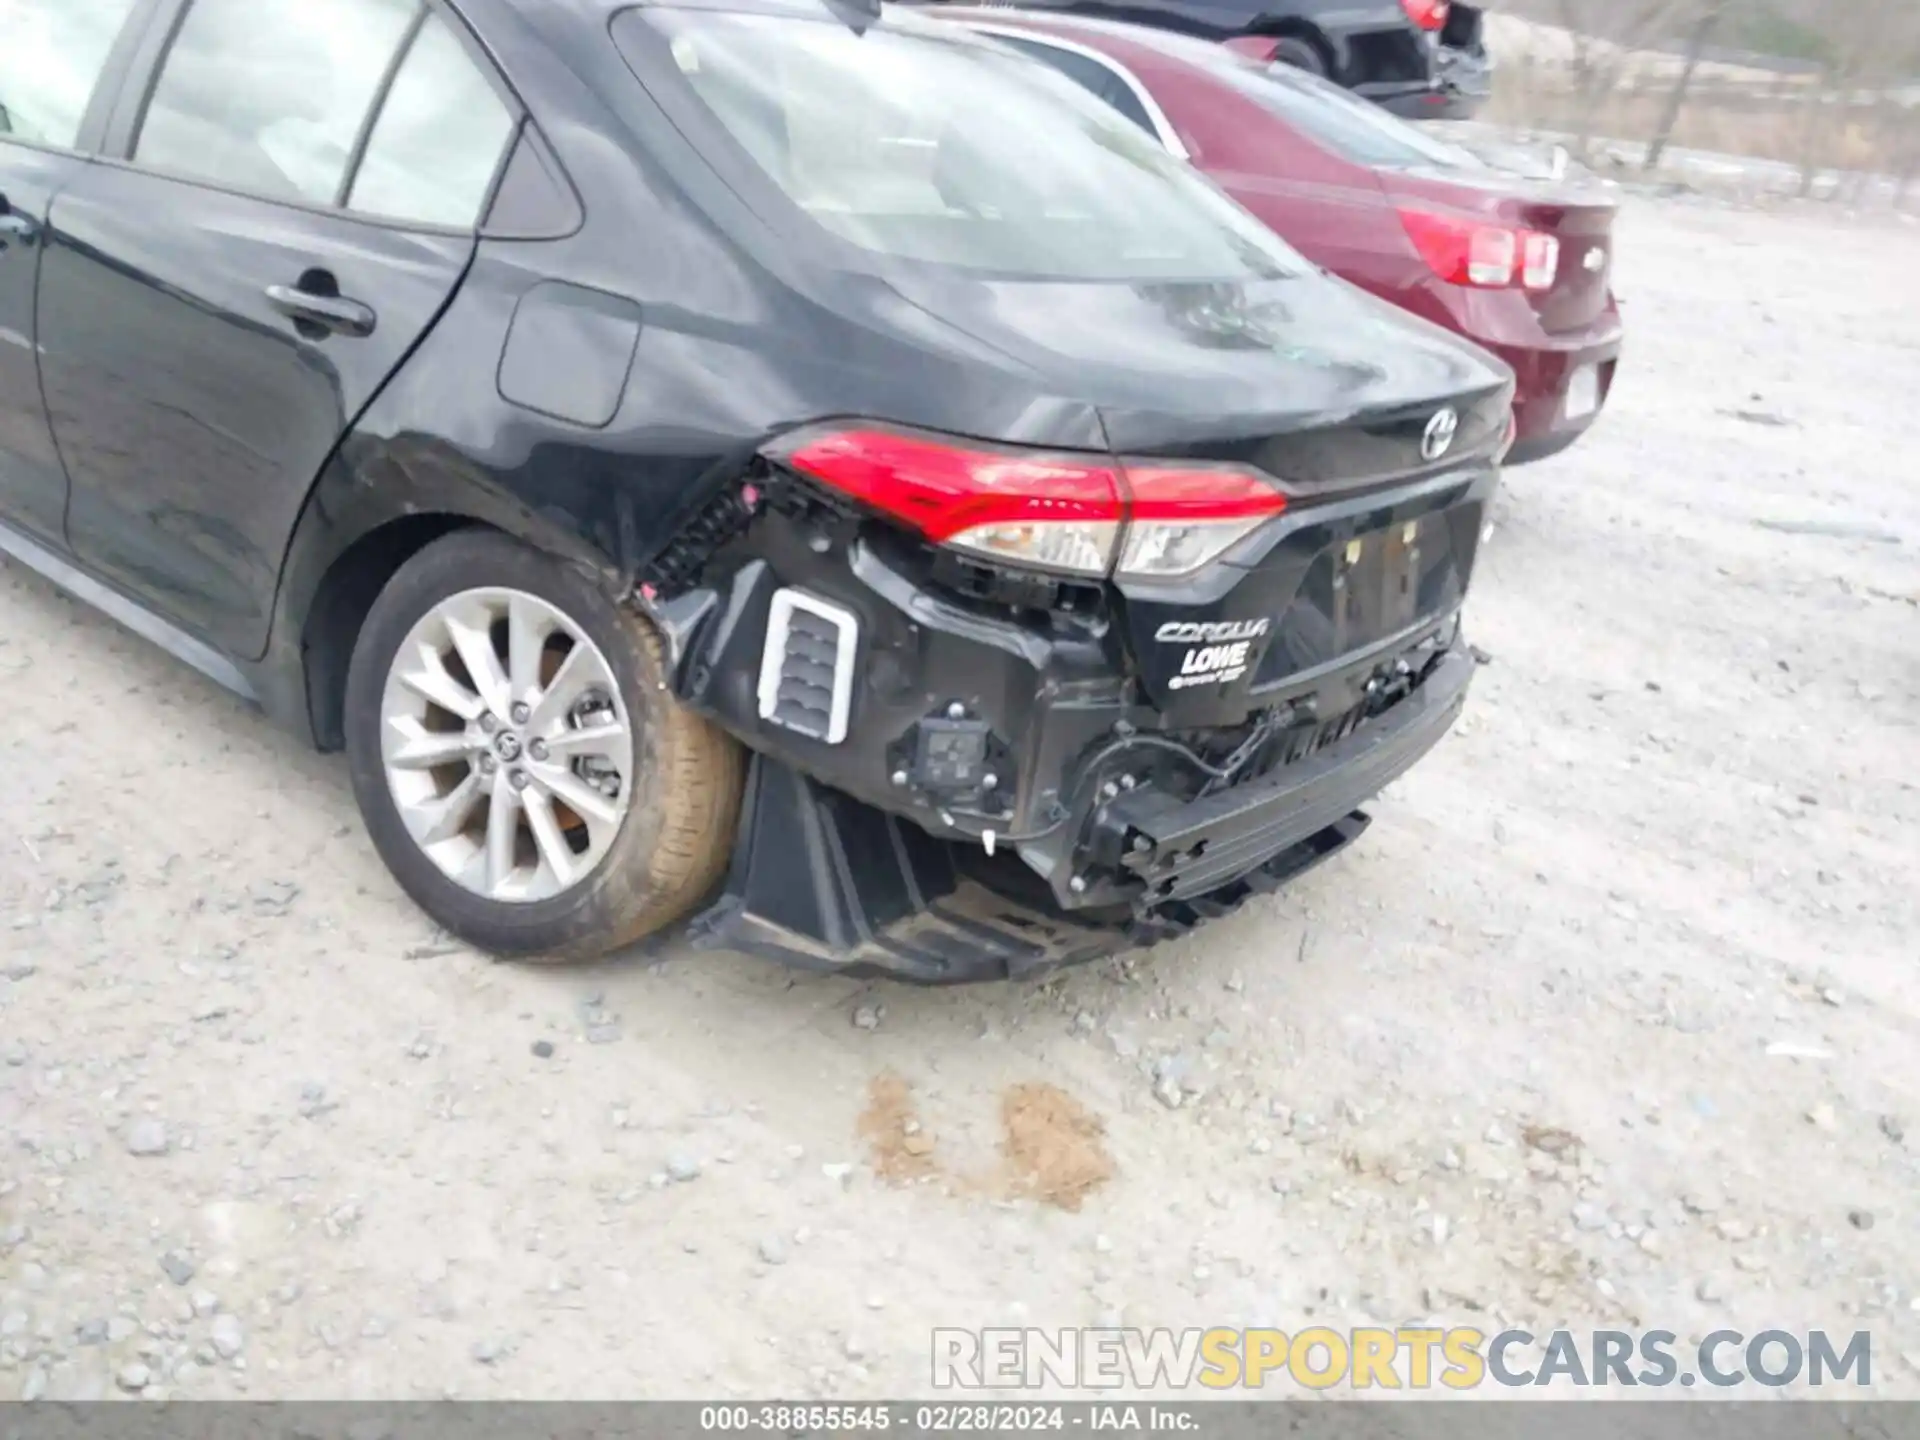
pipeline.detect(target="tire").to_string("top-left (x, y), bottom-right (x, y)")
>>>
top-left (343, 528), bottom-right (743, 961)
top-left (1270, 35), bottom-right (1330, 76)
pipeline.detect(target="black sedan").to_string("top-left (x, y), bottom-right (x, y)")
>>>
top-left (0, 0), bottom-right (1510, 980)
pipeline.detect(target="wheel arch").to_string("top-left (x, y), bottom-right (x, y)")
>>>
top-left (266, 434), bottom-right (637, 753)
top-left (299, 512), bottom-right (479, 752)
top-left (1251, 16), bottom-right (1340, 75)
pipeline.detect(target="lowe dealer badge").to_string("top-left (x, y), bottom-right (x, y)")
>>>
top-left (1157, 618), bottom-right (1271, 692)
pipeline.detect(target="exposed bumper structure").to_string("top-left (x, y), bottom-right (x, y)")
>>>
top-left (686, 647), bottom-right (1472, 983)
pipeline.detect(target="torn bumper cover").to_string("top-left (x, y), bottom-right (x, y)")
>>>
top-left (687, 649), bottom-right (1473, 983)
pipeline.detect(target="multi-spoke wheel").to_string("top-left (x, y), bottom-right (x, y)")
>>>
top-left (344, 530), bottom-right (743, 960)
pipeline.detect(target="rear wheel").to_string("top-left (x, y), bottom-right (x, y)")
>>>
top-left (1270, 34), bottom-right (1330, 76)
top-left (343, 529), bottom-right (742, 961)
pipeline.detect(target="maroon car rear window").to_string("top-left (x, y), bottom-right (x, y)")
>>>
top-left (1202, 56), bottom-right (1489, 171)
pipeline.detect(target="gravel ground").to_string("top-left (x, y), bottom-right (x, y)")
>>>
top-left (1, 194), bottom-right (1917, 1403)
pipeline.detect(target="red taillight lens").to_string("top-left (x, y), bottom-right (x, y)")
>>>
top-left (772, 426), bottom-right (1287, 581)
top-left (1400, 0), bottom-right (1450, 31)
top-left (1399, 208), bottom-right (1560, 292)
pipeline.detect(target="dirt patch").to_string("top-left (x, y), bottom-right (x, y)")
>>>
top-left (996, 1082), bottom-right (1115, 1213)
top-left (856, 1073), bottom-right (1115, 1211)
top-left (857, 1070), bottom-right (939, 1184)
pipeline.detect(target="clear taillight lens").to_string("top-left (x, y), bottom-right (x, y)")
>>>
top-left (1117, 462), bottom-right (1290, 579)
top-left (948, 518), bottom-right (1122, 576)
top-left (1467, 227), bottom-right (1517, 287)
top-left (1521, 233), bottom-right (1561, 290)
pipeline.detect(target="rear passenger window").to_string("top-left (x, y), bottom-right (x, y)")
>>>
top-left (0, 0), bottom-right (141, 150)
top-left (135, 0), bottom-right (419, 205)
top-left (348, 13), bottom-right (515, 227)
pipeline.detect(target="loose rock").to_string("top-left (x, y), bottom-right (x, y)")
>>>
top-left (209, 1314), bottom-right (245, 1360)
top-left (160, 1251), bottom-right (196, 1286)
top-left (124, 1118), bottom-right (170, 1157)
top-left (1572, 1202), bottom-right (1609, 1232)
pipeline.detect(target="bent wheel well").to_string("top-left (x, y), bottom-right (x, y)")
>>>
top-left (302, 515), bottom-right (481, 752)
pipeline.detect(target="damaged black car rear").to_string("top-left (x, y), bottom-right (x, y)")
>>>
top-left (0, 0), bottom-right (1509, 983)
top-left (616, 0), bottom-right (1511, 979)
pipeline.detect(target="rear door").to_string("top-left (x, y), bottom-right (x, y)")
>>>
top-left (39, 0), bottom-right (518, 657)
top-left (0, 0), bottom-right (147, 545)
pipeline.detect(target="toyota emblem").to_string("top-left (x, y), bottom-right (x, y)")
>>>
top-left (1422, 408), bottom-right (1459, 462)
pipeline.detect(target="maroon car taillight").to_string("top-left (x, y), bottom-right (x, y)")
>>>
top-left (1400, 0), bottom-right (1451, 31)
top-left (772, 425), bottom-right (1287, 581)
top-left (1398, 207), bottom-right (1561, 292)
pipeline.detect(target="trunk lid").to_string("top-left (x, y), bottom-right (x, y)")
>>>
top-left (1383, 165), bottom-right (1619, 332)
top-left (879, 265), bottom-right (1511, 728)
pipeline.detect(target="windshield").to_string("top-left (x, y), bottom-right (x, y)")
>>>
top-left (613, 8), bottom-right (1307, 282)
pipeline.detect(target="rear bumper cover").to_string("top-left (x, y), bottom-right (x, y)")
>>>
top-left (1404, 287), bottom-right (1624, 456)
top-left (686, 646), bottom-right (1472, 982)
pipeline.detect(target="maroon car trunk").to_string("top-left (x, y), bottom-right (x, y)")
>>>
top-left (1381, 166), bottom-right (1618, 333)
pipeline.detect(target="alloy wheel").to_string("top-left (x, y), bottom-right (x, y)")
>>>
top-left (378, 587), bottom-right (635, 903)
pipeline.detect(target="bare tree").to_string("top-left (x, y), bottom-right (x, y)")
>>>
top-left (1550, 0), bottom-right (1697, 150)
top-left (1799, 0), bottom-right (1920, 200)
top-left (1644, 0), bottom-right (1729, 170)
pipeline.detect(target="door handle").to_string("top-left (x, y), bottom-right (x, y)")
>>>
top-left (265, 283), bottom-right (377, 338)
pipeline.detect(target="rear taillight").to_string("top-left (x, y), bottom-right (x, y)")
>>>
top-left (1400, 0), bottom-right (1450, 31)
top-left (1399, 208), bottom-right (1560, 292)
top-left (1118, 463), bottom-right (1292, 578)
top-left (773, 425), bottom-right (1287, 581)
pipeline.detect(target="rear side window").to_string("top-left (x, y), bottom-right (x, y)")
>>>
top-left (348, 13), bottom-right (515, 226)
top-left (137, 0), bottom-right (419, 204)
top-left (0, 0), bottom-right (142, 150)
top-left (989, 36), bottom-right (1157, 139)
top-left (134, 0), bottom-right (515, 225)
top-left (614, 9), bottom-right (1301, 282)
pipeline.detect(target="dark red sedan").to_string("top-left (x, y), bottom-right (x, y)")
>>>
top-left (939, 10), bottom-right (1622, 464)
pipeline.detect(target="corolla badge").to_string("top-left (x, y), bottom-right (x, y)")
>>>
top-left (1422, 407), bottom-right (1459, 462)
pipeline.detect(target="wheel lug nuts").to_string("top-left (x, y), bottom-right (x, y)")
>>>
top-left (510, 703), bottom-right (531, 725)
top-left (528, 739), bottom-right (549, 762)
top-left (479, 714), bottom-right (500, 734)
top-left (478, 755), bottom-right (497, 775)
top-left (509, 770), bottom-right (530, 791)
